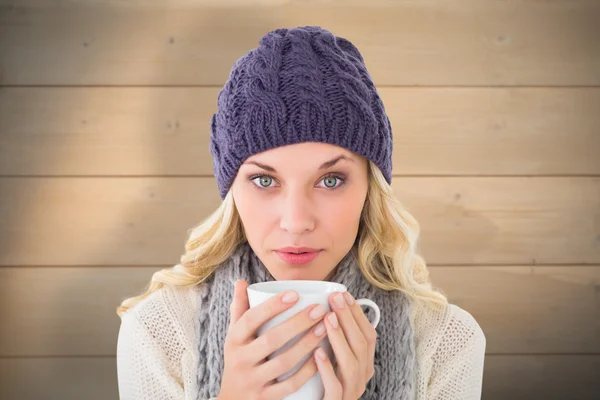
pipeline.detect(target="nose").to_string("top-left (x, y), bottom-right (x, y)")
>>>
top-left (279, 190), bottom-right (315, 235)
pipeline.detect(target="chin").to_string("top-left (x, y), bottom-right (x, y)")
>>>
top-left (271, 269), bottom-right (321, 281)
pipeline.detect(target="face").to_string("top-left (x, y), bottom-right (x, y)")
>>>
top-left (231, 142), bottom-right (369, 281)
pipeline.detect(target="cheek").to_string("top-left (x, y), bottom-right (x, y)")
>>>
top-left (234, 193), bottom-right (274, 238)
top-left (323, 195), bottom-right (364, 237)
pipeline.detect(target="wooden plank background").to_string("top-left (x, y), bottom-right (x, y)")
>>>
top-left (1, 0), bottom-right (599, 399)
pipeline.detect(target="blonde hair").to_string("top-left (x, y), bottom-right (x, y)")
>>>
top-left (116, 160), bottom-right (448, 318)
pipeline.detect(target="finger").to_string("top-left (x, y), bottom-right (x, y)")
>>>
top-left (329, 292), bottom-right (368, 375)
top-left (342, 292), bottom-right (377, 379)
top-left (261, 354), bottom-right (318, 400)
top-left (231, 288), bottom-right (300, 345)
top-left (323, 310), bottom-right (356, 381)
top-left (229, 280), bottom-right (249, 328)
top-left (249, 303), bottom-right (327, 365)
top-left (314, 347), bottom-right (342, 399)
top-left (343, 292), bottom-right (376, 342)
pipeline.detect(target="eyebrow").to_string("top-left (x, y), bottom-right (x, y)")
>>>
top-left (243, 154), bottom-right (355, 173)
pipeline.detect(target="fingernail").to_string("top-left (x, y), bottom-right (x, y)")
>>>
top-left (314, 322), bottom-right (326, 336)
top-left (309, 304), bottom-right (326, 320)
top-left (344, 292), bottom-right (355, 305)
top-left (334, 292), bottom-right (345, 308)
top-left (281, 291), bottom-right (299, 304)
top-left (316, 347), bottom-right (327, 361)
top-left (327, 313), bottom-right (339, 328)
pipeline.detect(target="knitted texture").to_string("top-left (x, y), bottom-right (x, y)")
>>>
top-left (209, 25), bottom-right (394, 199)
top-left (116, 280), bottom-right (487, 399)
top-left (194, 241), bottom-right (416, 400)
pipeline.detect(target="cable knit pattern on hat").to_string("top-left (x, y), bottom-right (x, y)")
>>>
top-left (210, 25), bottom-right (393, 199)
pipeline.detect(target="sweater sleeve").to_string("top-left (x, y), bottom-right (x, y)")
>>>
top-left (116, 285), bottom-right (221, 400)
top-left (116, 308), bottom-right (187, 400)
top-left (426, 305), bottom-right (487, 400)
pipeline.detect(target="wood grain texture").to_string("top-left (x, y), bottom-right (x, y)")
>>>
top-left (2, 0), bottom-right (598, 398)
top-left (0, 357), bottom-right (119, 400)
top-left (0, 266), bottom-right (598, 357)
top-left (1, 177), bottom-right (598, 266)
top-left (1, 87), bottom-right (599, 176)
top-left (1, 1), bottom-right (599, 85)
top-left (481, 355), bottom-right (600, 400)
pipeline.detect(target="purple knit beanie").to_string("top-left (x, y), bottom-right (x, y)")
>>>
top-left (209, 25), bottom-right (393, 200)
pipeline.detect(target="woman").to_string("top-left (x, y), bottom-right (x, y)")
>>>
top-left (116, 26), bottom-right (486, 400)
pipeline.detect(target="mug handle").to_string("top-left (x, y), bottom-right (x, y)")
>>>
top-left (355, 299), bottom-right (381, 329)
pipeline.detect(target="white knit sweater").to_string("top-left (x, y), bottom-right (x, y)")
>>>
top-left (116, 283), bottom-right (486, 400)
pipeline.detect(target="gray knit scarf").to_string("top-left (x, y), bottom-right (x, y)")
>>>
top-left (195, 241), bottom-right (416, 399)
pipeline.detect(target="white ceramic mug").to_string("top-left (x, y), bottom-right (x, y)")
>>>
top-left (247, 280), bottom-right (381, 400)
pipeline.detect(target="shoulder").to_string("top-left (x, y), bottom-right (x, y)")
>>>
top-left (444, 303), bottom-right (486, 344)
top-left (413, 300), bottom-right (486, 351)
top-left (440, 303), bottom-right (487, 361)
top-left (412, 300), bottom-right (486, 374)
top-left (123, 282), bottom-right (199, 326)
top-left (428, 303), bottom-right (486, 370)
top-left (118, 283), bottom-right (201, 363)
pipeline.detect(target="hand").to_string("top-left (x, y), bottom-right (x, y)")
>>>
top-left (218, 280), bottom-right (329, 400)
top-left (312, 291), bottom-right (377, 400)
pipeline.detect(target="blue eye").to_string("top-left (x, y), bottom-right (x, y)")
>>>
top-left (251, 175), bottom-right (275, 188)
top-left (318, 175), bottom-right (345, 189)
top-left (248, 174), bottom-right (346, 190)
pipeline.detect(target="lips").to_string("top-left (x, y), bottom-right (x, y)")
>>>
top-left (274, 249), bottom-right (322, 265)
top-left (277, 246), bottom-right (321, 254)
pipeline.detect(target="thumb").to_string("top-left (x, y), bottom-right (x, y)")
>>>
top-left (229, 279), bottom-right (249, 327)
